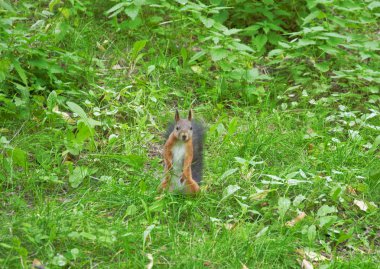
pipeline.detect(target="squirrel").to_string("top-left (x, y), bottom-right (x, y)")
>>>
top-left (159, 109), bottom-right (204, 194)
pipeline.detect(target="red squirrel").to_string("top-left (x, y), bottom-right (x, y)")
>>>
top-left (159, 109), bottom-right (204, 194)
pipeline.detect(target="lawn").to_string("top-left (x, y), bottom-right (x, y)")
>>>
top-left (1, 1), bottom-right (379, 268)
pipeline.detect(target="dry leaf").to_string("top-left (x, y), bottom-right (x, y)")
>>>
top-left (143, 225), bottom-right (155, 247)
top-left (203, 261), bottom-right (212, 267)
top-left (146, 253), bottom-right (153, 269)
top-left (241, 262), bottom-right (249, 269)
top-left (250, 189), bottom-right (271, 200)
top-left (307, 128), bottom-right (314, 134)
top-left (301, 259), bottom-right (313, 269)
top-left (286, 212), bottom-right (306, 227)
top-left (191, 65), bottom-right (202, 74)
top-left (296, 249), bottom-right (328, 262)
top-left (192, 47), bottom-right (201, 52)
top-left (53, 106), bottom-right (74, 124)
top-left (32, 259), bottom-right (46, 269)
top-left (224, 223), bottom-right (237, 230)
top-left (96, 42), bottom-right (106, 51)
top-left (154, 194), bottom-right (164, 200)
top-left (307, 144), bottom-right (314, 152)
top-left (347, 185), bottom-right (357, 195)
top-left (112, 64), bottom-right (123, 70)
top-left (354, 200), bottom-right (368, 211)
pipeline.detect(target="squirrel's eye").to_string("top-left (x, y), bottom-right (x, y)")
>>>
top-left (176, 126), bottom-right (179, 131)
top-left (190, 127), bottom-right (193, 130)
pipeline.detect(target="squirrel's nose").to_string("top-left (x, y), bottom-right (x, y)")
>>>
top-left (182, 135), bottom-right (187, 140)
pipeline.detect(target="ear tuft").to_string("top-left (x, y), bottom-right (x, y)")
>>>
top-left (175, 109), bottom-right (180, 122)
top-left (188, 109), bottom-right (193, 121)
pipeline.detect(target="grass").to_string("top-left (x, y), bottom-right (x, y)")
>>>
top-left (1, 2), bottom-right (380, 268)
top-left (2, 102), bottom-right (379, 268)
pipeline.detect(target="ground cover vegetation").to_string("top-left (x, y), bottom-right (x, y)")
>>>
top-left (0, 0), bottom-right (379, 268)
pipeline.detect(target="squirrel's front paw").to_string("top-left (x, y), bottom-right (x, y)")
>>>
top-left (157, 180), bottom-right (168, 192)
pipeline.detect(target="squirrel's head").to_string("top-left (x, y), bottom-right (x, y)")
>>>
top-left (173, 109), bottom-right (193, 142)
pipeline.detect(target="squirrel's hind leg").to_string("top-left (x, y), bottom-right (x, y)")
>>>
top-left (185, 178), bottom-right (200, 194)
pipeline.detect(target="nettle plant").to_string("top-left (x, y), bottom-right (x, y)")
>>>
top-left (267, 0), bottom-right (380, 88)
top-left (105, 0), bottom-right (272, 102)
top-left (218, 0), bottom-right (308, 54)
top-left (0, 1), bottom-right (95, 120)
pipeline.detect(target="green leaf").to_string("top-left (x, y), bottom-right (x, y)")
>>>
top-left (302, 10), bottom-right (321, 25)
top-left (67, 101), bottom-right (101, 128)
top-left (12, 60), bottom-right (28, 86)
top-left (80, 232), bottom-right (96, 240)
top-left (0, 1), bottom-right (14, 11)
top-left (47, 90), bottom-right (57, 111)
top-left (319, 215), bottom-right (337, 228)
top-left (253, 34), bottom-right (267, 50)
top-left (317, 205), bottom-right (337, 217)
top-left (124, 4), bottom-right (140, 20)
top-left (323, 32), bottom-right (346, 39)
top-left (199, 16), bottom-right (214, 28)
top-left (147, 65), bottom-right (155, 75)
top-left (268, 49), bottom-right (283, 57)
top-left (210, 48), bottom-right (228, 61)
top-left (293, 194), bottom-right (306, 207)
top-left (231, 42), bottom-right (254, 52)
top-left (246, 68), bottom-right (260, 82)
top-left (175, 0), bottom-right (188, 4)
top-left (10, 147), bottom-right (27, 168)
top-left (223, 28), bottom-right (241, 36)
top-left (220, 168), bottom-right (238, 181)
top-left (125, 204), bottom-right (138, 216)
top-left (278, 197), bottom-right (291, 218)
top-left (66, 101), bottom-right (87, 119)
top-left (149, 199), bottom-right (164, 212)
top-left (308, 225), bottom-right (316, 242)
top-left (319, 45), bottom-right (339, 55)
top-left (131, 40), bottom-right (147, 60)
top-left (297, 39), bottom-right (316, 47)
top-left (244, 24), bottom-right (261, 34)
top-left (180, 47), bottom-right (188, 63)
top-left (49, 0), bottom-right (61, 11)
top-left (0, 59), bottom-right (11, 82)
top-left (315, 62), bottom-right (330, 72)
top-left (52, 254), bottom-right (67, 267)
top-left (76, 122), bottom-right (91, 143)
top-left (256, 226), bottom-right (269, 238)
top-left (134, 0), bottom-right (146, 6)
top-left (369, 135), bottom-right (380, 153)
top-left (189, 50), bottom-right (206, 63)
top-left (278, 41), bottom-right (291, 49)
top-left (105, 2), bottom-right (127, 15)
top-left (368, 1), bottom-right (380, 10)
top-left (70, 248), bottom-right (80, 259)
top-left (336, 230), bottom-right (353, 244)
top-left (222, 185), bottom-right (240, 200)
top-left (69, 166), bottom-right (89, 188)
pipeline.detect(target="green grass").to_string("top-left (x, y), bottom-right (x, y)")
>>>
top-left (2, 103), bottom-right (379, 268)
top-left (1, 1), bottom-right (380, 268)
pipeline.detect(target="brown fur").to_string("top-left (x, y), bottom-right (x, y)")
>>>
top-left (159, 110), bottom-right (200, 194)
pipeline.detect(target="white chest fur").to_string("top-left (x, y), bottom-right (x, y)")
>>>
top-left (170, 141), bottom-right (186, 191)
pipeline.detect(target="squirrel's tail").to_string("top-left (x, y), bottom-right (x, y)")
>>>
top-left (191, 121), bottom-right (205, 183)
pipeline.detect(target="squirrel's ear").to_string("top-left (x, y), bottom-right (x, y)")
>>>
top-left (188, 109), bottom-right (193, 121)
top-left (175, 109), bottom-right (180, 122)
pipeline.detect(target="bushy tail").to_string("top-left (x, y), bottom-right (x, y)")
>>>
top-left (191, 121), bottom-right (205, 183)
